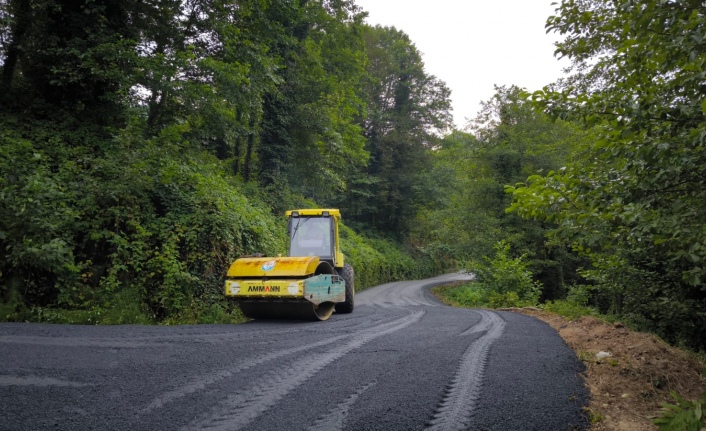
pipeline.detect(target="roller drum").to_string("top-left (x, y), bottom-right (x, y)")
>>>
top-left (239, 301), bottom-right (336, 321)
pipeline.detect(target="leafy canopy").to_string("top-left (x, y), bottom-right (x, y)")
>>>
top-left (508, 0), bottom-right (706, 349)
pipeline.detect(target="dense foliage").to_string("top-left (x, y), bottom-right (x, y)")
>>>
top-left (0, 0), bottom-right (447, 323)
top-left (411, 86), bottom-right (591, 303)
top-left (334, 25), bottom-right (452, 236)
top-left (507, 0), bottom-right (706, 350)
top-left (655, 391), bottom-right (706, 431)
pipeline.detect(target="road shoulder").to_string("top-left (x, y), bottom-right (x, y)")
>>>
top-left (513, 308), bottom-right (706, 431)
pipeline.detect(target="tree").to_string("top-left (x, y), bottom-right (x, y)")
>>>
top-left (255, 0), bottom-right (368, 207)
top-left (339, 25), bottom-right (452, 236)
top-left (0, 0), bottom-right (143, 126)
top-left (414, 86), bottom-right (588, 300)
top-left (508, 0), bottom-right (706, 349)
top-left (0, 0), bottom-right (369, 320)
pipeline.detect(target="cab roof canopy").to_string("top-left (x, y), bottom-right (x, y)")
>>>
top-left (286, 209), bottom-right (341, 219)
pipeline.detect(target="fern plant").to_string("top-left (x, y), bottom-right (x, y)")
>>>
top-left (654, 391), bottom-right (706, 431)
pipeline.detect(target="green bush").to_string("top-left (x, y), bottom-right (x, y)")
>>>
top-left (539, 284), bottom-right (600, 320)
top-left (0, 120), bottom-right (290, 323)
top-left (432, 241), bottom-right (544, 310)
top-left (99, 287), bottom-right (153, 325)
top-left (654, 391), bottom-right (706, 431)
top-left (434, 283), bottom-right (532, 309)
top-left (486, 291), bottom-right (522, 308)
top-left (473, 241), bottom-right (541, 306)
top-left (436, 283), bottom-right (484, 308)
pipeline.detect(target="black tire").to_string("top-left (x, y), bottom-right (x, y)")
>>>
top-left (334, 263), bottom-right (355, 313)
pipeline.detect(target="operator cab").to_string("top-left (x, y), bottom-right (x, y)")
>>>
top-left (286, 209), bottom-right (341, 267)
top-left (286, 209), bottom-right (345, 270)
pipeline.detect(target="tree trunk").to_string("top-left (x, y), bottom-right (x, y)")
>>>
top-left (1, 0), bottom-right (31, 96)
top-left (233, 137), bottom-right (241, 176)
top-left (243, 126), bottom-right (256, 182)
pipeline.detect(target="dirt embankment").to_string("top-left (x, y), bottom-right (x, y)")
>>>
top-left (513, 308), bottom-right (706, 431)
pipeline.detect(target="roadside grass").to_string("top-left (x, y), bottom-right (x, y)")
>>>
top-left (432, 281), bottom-right (605, 322)
top-left (0, 286), bottom-right (246, 325)
top-left (163, 302), bottom-right (246, 325)
top-left (432, 282), bottom-right (591, 315)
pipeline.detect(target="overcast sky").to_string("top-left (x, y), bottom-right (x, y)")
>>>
top-left (353, 0), bottom-right (570, 129)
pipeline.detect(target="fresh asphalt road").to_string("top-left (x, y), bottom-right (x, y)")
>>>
top-left (0, 274), bottom-right (588, 430)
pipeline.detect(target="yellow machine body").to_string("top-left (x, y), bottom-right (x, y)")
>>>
top-left (227, 256), bottom-right (320, 279)
top-left (225, 209), bottom-right (354, 321)
top-left (225, 256), bottom-right (344, 305)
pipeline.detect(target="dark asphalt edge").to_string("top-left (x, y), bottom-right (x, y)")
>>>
top-left (419, 279), bottom-right (591, 430)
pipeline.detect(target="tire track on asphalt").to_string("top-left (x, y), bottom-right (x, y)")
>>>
top-left (307, 380), bottom-right (377, 431)
top-left (457, 309), bottom-right (496, 337)
top-left (0, 327), bottom-right (301, 348)
top-left (140, 312), bottom-right (404, 415)
top-left (137, 327), bottom-right (305, 343)
top-left (305, 313), bottom-right (398, 334)
top-left (139, 332), bottom-right (352, 415)
top-left (0, 335), bottom-right (157, 348)
top-left (185, 309), bottom-right (425, 431)
top-left (0, 376), bottom-right (93, 387)
top-left (426, 310), bottom-right (506, 431)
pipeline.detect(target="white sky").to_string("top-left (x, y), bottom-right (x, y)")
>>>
top-left (353, 0), bottom-right (570, 129)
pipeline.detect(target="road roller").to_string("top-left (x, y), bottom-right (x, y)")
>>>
top-left (224, 209), bottom-right (354, 321)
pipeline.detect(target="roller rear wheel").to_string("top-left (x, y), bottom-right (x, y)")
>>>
top-left (335, 263), bottom-right (355, 314)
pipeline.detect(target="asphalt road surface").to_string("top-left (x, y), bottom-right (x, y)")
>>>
top-left (0, 274), bottom-right (588, 430)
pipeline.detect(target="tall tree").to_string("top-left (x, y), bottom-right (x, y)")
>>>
top-left (414, 86), bottom-right (588, 299)
top-left (341, 25), bottom-right (452, 236)
top-left (0, 0), bottom-right (143, 125)
top-left (256, 0), bottom-right (369, 210)
top-left (0, 0), bottom-right (368, 318)
top-left (509, 0), bottom-right (706, 349)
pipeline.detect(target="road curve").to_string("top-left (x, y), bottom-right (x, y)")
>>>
top-left (0, 274), bottom-right (588, 430)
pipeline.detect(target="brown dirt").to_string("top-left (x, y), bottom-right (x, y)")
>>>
top-left (510, 308), bottom-right (706, 430)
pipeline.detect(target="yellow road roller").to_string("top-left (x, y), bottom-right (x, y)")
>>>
top-left (225, 209), bottom-right (354, 321)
